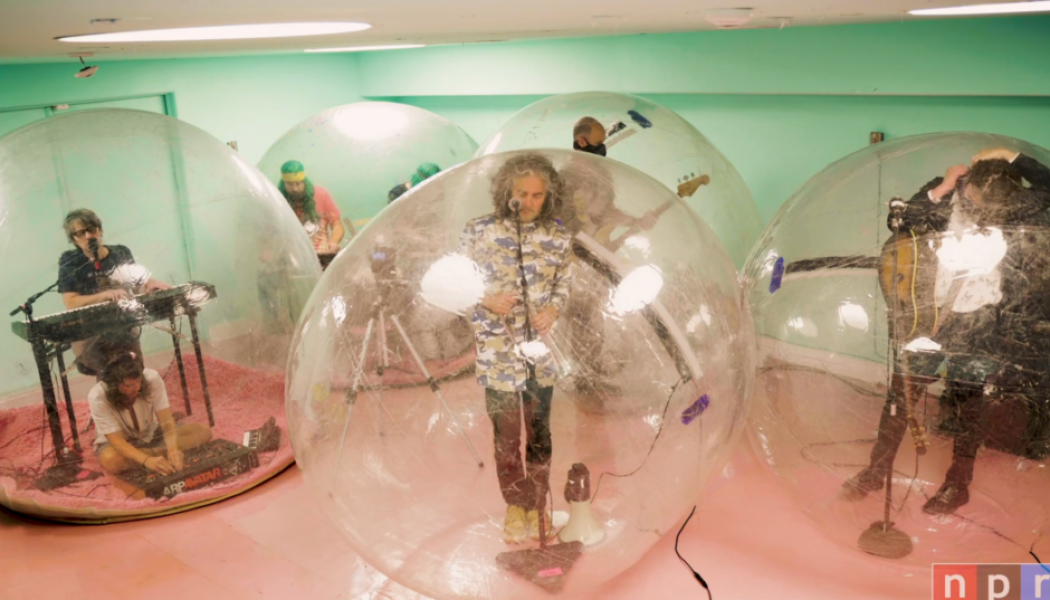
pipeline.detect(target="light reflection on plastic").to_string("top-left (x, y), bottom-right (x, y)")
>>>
top-left (608, 265), bottom-right (663, 316)
top-left (110, 263), bottom-right (152, 288)
top-left (517, 340), bottom-right (551, 359)
top-left (622, 236), bottom-right (650, 254)
top-left (479, 132), bottom-right (503, 156)
top-left (787, 316), bottom-right (818, 338)
top-left (334, 104), bottom-right (410, 141)
top-left (904, 336), bottom-right (942, 352)
top-left (685, 305), bottom-right (712, 334)
top-left (420, 254), bottom-right (486, 315)
top-left (936, 227), bottom-right (1007, 275)
top-left (837, 302), bottom-right (869, 332)
top-left (331, 296), bottom-right (347, 326)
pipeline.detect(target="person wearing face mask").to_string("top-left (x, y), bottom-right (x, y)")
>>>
top-left (58, 208), bottom-right (171, 376)
top-left (278, 160), bottom-right (344, 254)
top-left (572, 117), bottom-right (607, 156)
top-left (841, 148), bottom-right (1050, 514)
top-left (90, 352), bottom-right (212, 498)
top-left (458, 153), bottom-right (574, 544)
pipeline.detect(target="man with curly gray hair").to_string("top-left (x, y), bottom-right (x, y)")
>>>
top-left (458, 152), bottom-right (574, 544)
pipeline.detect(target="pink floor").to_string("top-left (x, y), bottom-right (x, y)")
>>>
top-left (0, 441), bottom-right (930, 600)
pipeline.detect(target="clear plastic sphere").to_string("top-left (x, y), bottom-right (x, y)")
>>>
top-left (0, 109), bottom-right (319, 521)
top-left (744, 132), bottom-right (1050, 564)
top-left (287, 149), bottom-right (753, 599)
top-left (258, 102), bottom-right (478, 242)
top-left (476, 92), bottom-right (762, 268)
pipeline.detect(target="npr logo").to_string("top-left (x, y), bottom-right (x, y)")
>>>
top-left (934, 564), bottom-right (1050, 600)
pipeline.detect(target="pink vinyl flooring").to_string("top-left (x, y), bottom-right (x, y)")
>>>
top-left (0, 441), bottom-right (930, 600)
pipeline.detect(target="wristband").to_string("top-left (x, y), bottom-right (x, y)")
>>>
top-left (142, 455), bottom-right (150, 466)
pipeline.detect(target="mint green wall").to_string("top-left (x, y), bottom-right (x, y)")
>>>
top-left (390, 93), bottom-right (1050, 222)
top-left (2, 17), bottom-right (1048, 220)
top-left (363, 16), bottom-right (1050, 221)
top-left (358, 17), bottom-right (1050, 97)
top-left (0, 53), bottom-right (360, 164)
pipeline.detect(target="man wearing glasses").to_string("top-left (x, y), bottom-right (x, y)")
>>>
top-left (59, 208), bottom-right (170, 376)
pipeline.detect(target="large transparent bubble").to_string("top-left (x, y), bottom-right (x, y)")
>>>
top-left (476, 92), bottom-right (762, 268)
top-left (287, 149), bottom-right (753, 599)
top-left (744, 132), bottom-right (1050, 564)
top-left (258, 101), bottom-right (477, 256)
top-left (0, 109), bottom-right (319, 521)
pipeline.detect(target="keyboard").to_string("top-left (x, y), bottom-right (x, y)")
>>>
top-left (11, 282), bottom-right (216, 345)
top-left (120, 438), bottom-right (259, 500)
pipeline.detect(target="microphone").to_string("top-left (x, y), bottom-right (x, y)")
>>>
top-left (508, 198), bottom-right (521, 213)
top-left (888, 196), bottom-right (905, 230)
top-left (87, 238), bottom-right (102, 271)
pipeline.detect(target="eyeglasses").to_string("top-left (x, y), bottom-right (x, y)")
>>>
top-left (71, 225), bottom-right (99, 239)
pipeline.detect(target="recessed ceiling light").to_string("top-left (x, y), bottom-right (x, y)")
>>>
top-left (305, 44), bottom-right (425, 53)
top-left (57, 22), bottom-right (371, 43)
top-left (909, 1), bottom-right (1050, 15)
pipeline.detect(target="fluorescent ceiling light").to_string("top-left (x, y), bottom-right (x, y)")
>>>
top-left (58, 22), bottom-right (370, 43)
top-left (909, 1), bottom-right (1050, 15)
top-left (305, 44), bottom-right (425, 53)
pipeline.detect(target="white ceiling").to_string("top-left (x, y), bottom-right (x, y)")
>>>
top-left (0, 0), bottom-right (1026, 63)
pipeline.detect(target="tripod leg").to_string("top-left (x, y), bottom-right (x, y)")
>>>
top-left (389, 314), bottom-right (484, 468)
top-left (376, 308), bottom-right (388, 436)
top-left (332, 318), bottom-right (376, 484)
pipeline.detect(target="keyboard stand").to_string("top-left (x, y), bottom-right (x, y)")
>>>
top-left (17, 284), bottom-right (216, 490)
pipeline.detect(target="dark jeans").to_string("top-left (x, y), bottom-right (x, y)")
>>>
top-left (485, 380), bottom-right (553, 510)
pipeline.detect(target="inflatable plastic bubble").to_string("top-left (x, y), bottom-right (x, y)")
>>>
top-left (287, 149), bottom-right (753, 599)
top-left (744, 132), bottom-right (1050, 564)
top-left (258, 101), bottom-right (478, 256)
top-left (476, 92), bottom-right (761, 268)
top-left (0, 109), bottom-right (319, 522)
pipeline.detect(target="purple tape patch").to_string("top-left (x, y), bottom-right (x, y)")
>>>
top-left (769, 256), bottom-right (785, 294)
top-left (681, 394), bottom-right (709, 425)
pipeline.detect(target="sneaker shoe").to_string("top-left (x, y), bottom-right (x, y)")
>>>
top-left (526, 508), bottom-right (554, 542)
top-left (504, 505), bottom-right (527, 544)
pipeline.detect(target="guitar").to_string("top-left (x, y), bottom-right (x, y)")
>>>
top-left (593, 173), bottom-right (711, 250)
top-left (877, 222), bottom-right (942, 456)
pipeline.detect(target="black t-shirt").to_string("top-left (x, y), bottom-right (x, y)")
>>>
top-left (58, 245), bottom-right (135, 296)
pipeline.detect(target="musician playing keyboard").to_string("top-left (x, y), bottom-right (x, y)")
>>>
top-left (59, 209), bottom-right (170, 375)
top-left (90, 352), bottom-right (212, 499)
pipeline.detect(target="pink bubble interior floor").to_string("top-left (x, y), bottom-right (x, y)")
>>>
top-left (0, 441), bottom-right (931, 599)
top-left (0, 354), bottom-right (293, 520)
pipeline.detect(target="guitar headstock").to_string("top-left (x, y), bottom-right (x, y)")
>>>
top-left (677, 174), bottom-right (711, 198)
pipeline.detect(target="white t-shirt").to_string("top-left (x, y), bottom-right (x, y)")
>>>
top-left (89, 369), bottom-right (170, 449)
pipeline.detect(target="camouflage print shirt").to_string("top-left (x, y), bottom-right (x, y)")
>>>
top-left (458, 213), bottom-right (574, 392)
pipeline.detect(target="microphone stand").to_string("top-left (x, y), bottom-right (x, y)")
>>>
top-left (497, 200), bottom-right (585, 594)
top-left (10, 279), bottom-right (60, 319)
top-left (857, 196), bottom-right (913, 560)
top-left (509, 201), bottom-right (552, 549)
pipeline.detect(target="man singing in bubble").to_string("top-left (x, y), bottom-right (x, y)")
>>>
top-left (458, 153), bottom-right (574, 544)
